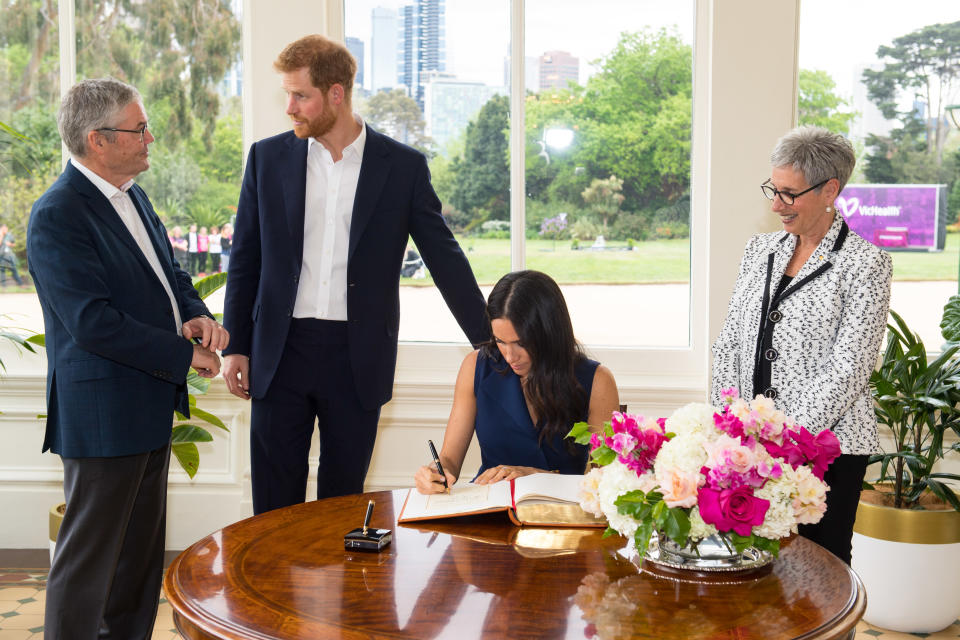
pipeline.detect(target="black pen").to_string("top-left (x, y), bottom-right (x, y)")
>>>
top-left (428, 439), bottom-right (449, 493)
top-left (362, 499), bottom-right (375, 535)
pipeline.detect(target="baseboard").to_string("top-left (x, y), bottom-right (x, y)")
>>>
top-left (0, 548), bottom-right (184, 569)
top-left (0, 548), bottom-right (48, 568)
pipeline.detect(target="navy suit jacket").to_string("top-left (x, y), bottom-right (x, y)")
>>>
top-left (27, 161), bottom-right (210, 458)
top-left (223, 126), bottom-right (488, 409)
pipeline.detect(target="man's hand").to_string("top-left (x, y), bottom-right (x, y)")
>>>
top-left (191, 344), bottom-right (221, 378)
top-left (182, 316), bottom-right (229, 351)
top-left (222, 354), bottom-right (251, 400)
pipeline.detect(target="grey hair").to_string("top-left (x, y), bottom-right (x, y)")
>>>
top-left (770, 126), bottom-right (856, 193)
top-left (57, 78), bottom-right (141, 157)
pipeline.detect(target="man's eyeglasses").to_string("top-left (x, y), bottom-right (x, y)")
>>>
top-left (760, 178), bottom-right (832, 205)
top-left (96, 124), bottom-right (149, 143)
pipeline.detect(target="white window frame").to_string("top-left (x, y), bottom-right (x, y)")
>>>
top-left (57, 0), bottom-right (803, 405)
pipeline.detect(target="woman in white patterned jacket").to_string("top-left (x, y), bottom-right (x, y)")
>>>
top-left (711, 126), bottom-right (892, 566)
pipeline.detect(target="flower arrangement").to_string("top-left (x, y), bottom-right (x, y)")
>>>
top-left (568, 389), bottom-right (842, 557)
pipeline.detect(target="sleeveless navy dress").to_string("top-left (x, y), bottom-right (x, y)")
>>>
top-left (472, 351), bottom-right (598, 478)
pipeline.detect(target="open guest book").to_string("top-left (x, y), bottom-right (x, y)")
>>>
top-left (397, 472), bottom-right (606, 527)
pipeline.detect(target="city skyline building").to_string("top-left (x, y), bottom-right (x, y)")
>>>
top-left (346, 37), bottom-right (365, 89)
top-left (398, 0), bottom-right (446, 109)
top-left (539, 50), bottom-right (579, 90)
top-left (371, 6), bottom-right (399, 92)
top-left (423, 74), bottom-right (505, 150)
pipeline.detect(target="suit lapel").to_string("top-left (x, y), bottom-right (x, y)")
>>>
top-left (128, 186), bottom-right (180, 293)
top-left (281, 135), bottom-right (309, 272)
top-left (349, 126), bottom-right (392, 262)
top-left (66, 164), bottom-right (156, 278)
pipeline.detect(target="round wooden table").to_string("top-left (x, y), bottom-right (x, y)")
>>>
top-left (164, 490), bottom-right (864, 639)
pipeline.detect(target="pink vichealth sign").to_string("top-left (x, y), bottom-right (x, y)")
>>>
top-left (836, 184), bottom-right (944, 251)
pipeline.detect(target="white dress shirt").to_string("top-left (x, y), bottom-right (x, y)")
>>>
top-left (292, 118), bottom-right (367, 320)
top-left (71, 158), bottom-right (183, 334)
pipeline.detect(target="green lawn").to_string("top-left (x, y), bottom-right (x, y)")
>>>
top-left (2, 233), bottom-right (957, 294)
top-left (404, 232), bottom-right (960, 286)
top-left (439, 236), bottom-right (691, 285)
top-left (888, 231), bottom-right (960, 281)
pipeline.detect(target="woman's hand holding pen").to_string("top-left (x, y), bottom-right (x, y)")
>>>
top-left (414, 464), bottom-right (456, 495)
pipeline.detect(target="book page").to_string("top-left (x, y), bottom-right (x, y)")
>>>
top-left (512, 473), bottom-right (584, 506)
top-left (399, 481), bottom-right (513, 521)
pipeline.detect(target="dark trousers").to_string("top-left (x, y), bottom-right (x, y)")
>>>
top-left (798, 453), bottom-right (869, 566)
top-left (250, 319), bottom-right (381, 514)
top-left (45, 444), bottom-right (171, 639)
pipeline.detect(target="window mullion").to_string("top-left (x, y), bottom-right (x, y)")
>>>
top-left (58, 0), bottom-right (76, 170)
top-left (509, 0), bottom-right (525, 271)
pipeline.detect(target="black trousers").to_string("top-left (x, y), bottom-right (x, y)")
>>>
top-left (798, 453), bottom-right (869, 566)
top-left (250, 319), bottom-right (381, 515)
top-left (45, 444), bottom-right (170, 639)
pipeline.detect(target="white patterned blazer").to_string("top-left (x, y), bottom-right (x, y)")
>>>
top-left (710, 213), bottom-right (892, 455)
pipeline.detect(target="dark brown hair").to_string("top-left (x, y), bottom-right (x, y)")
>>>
top-left (482, 270), bottom-right (587, 447)
top-left (274, 35), bottom-right (356, 95)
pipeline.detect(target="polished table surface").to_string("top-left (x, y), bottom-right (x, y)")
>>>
top-left (164, 490), bottom-right (864, 639)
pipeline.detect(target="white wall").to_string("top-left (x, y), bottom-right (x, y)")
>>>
top-left (0, 0), bottom-right (889, 552)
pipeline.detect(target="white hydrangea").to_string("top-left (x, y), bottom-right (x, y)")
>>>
top-left (752, 472), bottom-right (798, 539)
top-left (664, 402), bottom-right (719, 439)
top-left (655, 431), bottom-right (708, 476)
top-left (688, 506), bottom-right (718, 540)
top-left (596, 460), bottom-right (658, 538)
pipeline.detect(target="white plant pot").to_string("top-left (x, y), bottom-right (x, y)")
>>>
top-left (851, 494), bottom-right (960, 633)
top-left (852, 533), bottom-right (960, 632)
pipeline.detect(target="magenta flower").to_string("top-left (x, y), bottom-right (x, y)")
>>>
top-left (720, 387), bottom-right (740, 404)
top-left (697, 485), bottom-right (770, 536)
top-left (713, 411), bottom-right (745, 439)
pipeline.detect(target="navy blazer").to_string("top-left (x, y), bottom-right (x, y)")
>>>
top-left (27, 162), bottom-right (210, 457)
top-left (223, 126), bottom-right (488, 409)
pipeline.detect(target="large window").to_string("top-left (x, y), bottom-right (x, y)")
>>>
top-left (74, 0), bottom-right (243, 282)
top-left (798, 1), bottom-right (960, 349)
top-left (0, 1), bottom-right (60, 294)
top-left (0, 0), bottom-right (242, 310)
top-left (345, 0), bottom-right (694, 347)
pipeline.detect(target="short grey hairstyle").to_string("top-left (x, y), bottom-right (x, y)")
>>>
top-left (57, 78), bottom-right (141, 158)
top-left (770, 126), bottom-right (856, 193)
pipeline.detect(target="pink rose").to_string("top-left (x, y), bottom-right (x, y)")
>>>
top-left (657, 468), bottom-right (701, 508)
top-left (697, 486), bottom-right (770, 536)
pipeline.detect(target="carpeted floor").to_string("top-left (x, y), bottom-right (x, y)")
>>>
top-left (1, 568), bottom-right (958, 639)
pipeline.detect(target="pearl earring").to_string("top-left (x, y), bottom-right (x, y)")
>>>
top-left (826, 206), bottom-right (833, 213)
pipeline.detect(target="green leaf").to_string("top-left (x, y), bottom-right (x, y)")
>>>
top-left (566, 421), bottom-right (594, 444)
top-left (193, 271), bottom-right (228, 299)
top-left (601, 526), bottom-right (618, 539)
top-left (941, 295), bottom-right (960, 344)
top-left (186, 371), bottom-right (210, 396)
top-left (591, 446), bottom-right (617, 466)
top-left (25, 334), bottom-right (45, 347)
top-left (729, 532), bottom-right (753, 554)
top-left (171, 424), bottom-right (214, 444)
top-left (751, 535), bottom-right (781, 557)
top-left (662, 508), bottom-right (691, 543)
top-left (171, 442), bottom-right (199, 478)
top-left (188, 406), bottom-right (228, 431)
top-left (634, 520), bottom-right (656, 555)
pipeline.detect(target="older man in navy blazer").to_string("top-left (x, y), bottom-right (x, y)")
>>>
top-left (28, 78), bottom-right (227, 639)
top-left (222, 35), bottom-right (487, 514)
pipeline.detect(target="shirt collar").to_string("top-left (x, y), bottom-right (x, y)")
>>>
top-left (307, 115), bottom-right (367, 162)
top-left (70, 158), bottom-right (135, 199)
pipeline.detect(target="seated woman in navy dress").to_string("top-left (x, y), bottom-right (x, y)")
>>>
top-left (415, 270), bottom-right (619, 494)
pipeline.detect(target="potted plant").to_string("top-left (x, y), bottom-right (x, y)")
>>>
top-left (851, 298), bottom-right (960, 633)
